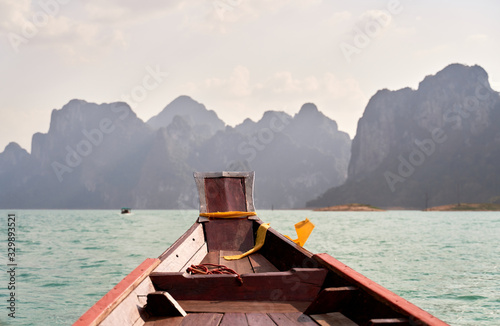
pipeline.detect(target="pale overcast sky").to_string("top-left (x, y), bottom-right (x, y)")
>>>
top-left (1, 0), bottom-right (499, 152)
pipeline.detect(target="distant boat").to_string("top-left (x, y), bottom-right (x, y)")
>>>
top-left (76, 172), bottom-right (449, 326)
top-left (121, 207), bottom-right (131, 214)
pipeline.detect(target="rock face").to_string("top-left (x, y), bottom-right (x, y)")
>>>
top-left (309, 64), bottom-right (500, 209)
top-left (147, 95), bottom-right (225, 139)
top-left (0, 97), bottom-right (351, 209)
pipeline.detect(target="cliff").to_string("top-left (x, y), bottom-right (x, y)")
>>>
top-left (0, 97), bottom-right (351, 209)
top-left (309, 64), bottom-right (500, 209)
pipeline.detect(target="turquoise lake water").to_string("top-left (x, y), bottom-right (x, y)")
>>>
top-left (0, 210), bottom-right (498, 325)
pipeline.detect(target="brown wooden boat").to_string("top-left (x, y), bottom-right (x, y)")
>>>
top-left (74, 172), bottom-right (449, 326)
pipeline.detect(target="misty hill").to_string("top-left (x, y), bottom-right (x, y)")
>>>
top-left (308, 64), bottom-right (500, 209)
top-left (147, 95), bottom-right (225, 139)
top-left (0, 96), bottom-right (351, 209)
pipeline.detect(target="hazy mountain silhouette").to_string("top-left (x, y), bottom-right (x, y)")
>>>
top-left (308, 64), bottom-right (500, 209)
top-left (0, 96), bottom-right (351, 208)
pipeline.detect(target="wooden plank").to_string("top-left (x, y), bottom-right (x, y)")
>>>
top-left (144, 316), bottom-right (184, 326)
top-left (245, 313), bottom-right (276, 326)
top-left (179, 243), bottom-right (208, 273)
top-left (178, 300), bottom-right (310, 313)
top-left (179, 313), bottom-right (223, 326)
top-left (204, 177), bottom-right (247, 212)
top-left (100, 276), bottom-right (155, 326)
top-left (155, 223), bottom-right (206, 273)
top-left (253, 220), bottom-right (318, 272)
top-left (304, 286), bottom-right (358, 315)
top-left (204, 218), bottom-right (255, 252)
top-left (311, 312), bottom-right (358, 326)
top-left (74, 258), bottom-right (161, 326)
top-left (368, 318), bottom-right (410, 325)
top-left (150, 268), bottom-right (327, 301)
top-left (145, 291), bottom-right (187, 317)
top-left (269, 312), bottom-right (318, 326)
top-left (200, 251), bottom-right (220, 265)
top-left (220, 251), bottom-right (254, 274)
top-left (248, 253), bottom-right (279, 273)
top-left (220, 313), bottom-right (249, 326)
top-left (313, 254), bottom-right (450, 326)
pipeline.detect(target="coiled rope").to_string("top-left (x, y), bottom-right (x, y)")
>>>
top-left (186, 263), bottom-right (243, 285)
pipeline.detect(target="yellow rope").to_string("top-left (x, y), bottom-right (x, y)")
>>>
top-left (223, 223), bottom-right (270, 261)
top-left (199, 211), bottom-right (257, 218)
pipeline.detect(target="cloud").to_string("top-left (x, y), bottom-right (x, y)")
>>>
top-left (466, 34), bottom-right (489, 43)
top-left (83, 0), bottom-right (182, 23)
top-left (189, 0), bottom-right (323, 33)
top-left (205, 65), bottom-right (252, 97)
top-left (329, 10), bottom-right (352, 25)
top-left (202, 66), bottom-right (364, 105)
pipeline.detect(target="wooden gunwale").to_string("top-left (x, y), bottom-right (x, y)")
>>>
top-left (73, 258), bottom-right (160, 326)
top-left (313, 253), bottom-right (449, 326)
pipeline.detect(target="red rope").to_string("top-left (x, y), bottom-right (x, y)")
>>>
top-left (186, 263), bottom-right (243, 285)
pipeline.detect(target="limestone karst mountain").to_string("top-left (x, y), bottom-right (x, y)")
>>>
top-left (0, 97), bottom-right (351, 209)
top-left (308, 64), bottom-right (500, 209)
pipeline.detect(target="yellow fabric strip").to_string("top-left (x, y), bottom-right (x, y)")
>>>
top-left (284, 218), bottom-right (315, 247)
top-left (223, 223), bottom-right (270, 261)
top-left (199, 211), bottom-right (257, 218)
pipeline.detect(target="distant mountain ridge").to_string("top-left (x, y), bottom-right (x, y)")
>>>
top-left (0, 96), bottom-right (351, 209)
top-left (308, 64), bottom-right (500, 209)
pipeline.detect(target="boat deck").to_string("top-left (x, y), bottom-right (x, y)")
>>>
top-left (144, 251), bottom-right (366, 325)
top-left (199, 251), bottom-right (280, 274)
top-left (144, 311), bottom-right (360, 326)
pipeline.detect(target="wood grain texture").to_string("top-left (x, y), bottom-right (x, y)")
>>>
top-left (313, 253), bottom-right (450, 326)
top-left (304, 286), bottom-right (358, 315)
top-left (205, 177), bottom-right (246, 212)
top-left (253, 220), bottom-right (318, 272)
top-left (367, 318), bottom-right (410, 325)
top-left (204, 218), bottom-right (255, 252)
top-left (311, 312), bottom-right (359, 326)
top-left (200, 251), bottom-right (220, 265)
top-left (219, 313), bottom-right (249, 326)
top-left (245, 313), bottom-right (276, 326)
top-left (220, 251), bottom-right (254, 274)
top-left (74, 258), bottom-right (160, 326)
top-left (179, 313), bottom-right (223, 326)
top-left (177, 300), bottom-right (310, 313)
top-left (269, 312), bottom-right (318, 326)
top-left (248, 253), bottom-right (280, 273)
top-left (150, 268), bottom-right (327, 301)
top-left (155, 223), bottom-right (206, 273)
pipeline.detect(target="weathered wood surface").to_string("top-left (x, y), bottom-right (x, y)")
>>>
top-left (194, 171), bottom-right (255, 214)
top-left (367, 318), bottom-right (410, 325)
top-left (268, 312), bottom-right (318, 326)
top-left (254, 219), bottom-right (318, 272)
top-left (311, 312), bottom-right (359, 326)
top-left (199, 251), bottom-right (280, 274)
top-left (150, 268), bottom-right (327, 301)
top-left (205, 177), bottom-right (247, 212)
top-left (220, 251), bottom-right (254, 274)
top-left (74, 258), bottom-right (160, 326)
top-left (146, 291), bottom-right (186, 318)
top-left (155, 223), bottom-right (206, 273)
top-left (219, 313), bottom-right (248, 326)
top-left (304, 286), bottom-right (358, 315)
top-left (245, 313), bottom-right (276, 325)
top-left (143, 316), bottom-right (184, 326)
top-left (314, 253), bottom-right (450, 326)
top-left (177, 300), bottom-right (310, 313)
top-left (204, 219), bottom-right (254, 252)
top-left (248, 253), bottom-right (280, 273)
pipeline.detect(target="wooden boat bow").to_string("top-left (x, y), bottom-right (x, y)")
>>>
top-left (74, 171), bottom-right (449, 326)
